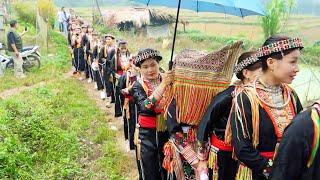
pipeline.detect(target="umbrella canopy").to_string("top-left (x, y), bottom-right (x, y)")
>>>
top-left (134, 0), bottom-right (265, 17)
top-left (206, 0), bottom-right (265, 17)
top-left (131, 0), bottom-right (265, 69)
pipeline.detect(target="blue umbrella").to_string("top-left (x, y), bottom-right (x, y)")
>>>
top-left (132, 0), bottom-right (265, 69)
top-left (206, 0), bottom-right (265, 17)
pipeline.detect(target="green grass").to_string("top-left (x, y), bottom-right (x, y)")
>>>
top-left (0, 30), bottom-right (70, 93)
top-left (0, 77), bottom-right (118, 179)
top-left (0, 85), bottom-right (81, 178)
top-left (0, 28), bottom-right (127, 179)
top-left (2, 4), bottom-right (319, 178)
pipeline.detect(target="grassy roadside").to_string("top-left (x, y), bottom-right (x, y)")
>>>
top-left (0, 31), bottom-right (128, 179)
top-left (0, 29), bottom-right (70, 93)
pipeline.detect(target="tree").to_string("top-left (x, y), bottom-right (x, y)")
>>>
top-left (260, 0), bottom-right (296, 38)
top-left (38, 0), bottom-right (57, 28)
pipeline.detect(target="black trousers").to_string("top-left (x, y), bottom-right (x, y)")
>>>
top-left (109, 81), bottom-right (116, 103)
top-left (85, 54), bottom-right (94, 80)
top-left (135, 145), bottom-right (143, 180)
top-left (94, 67), bottom-right (104, 91)
top-left (139, 127), bottom-right (169, 180)
top-left (124, 111), bottom-right (129, 140)
top-left (215, 151), bottom-right (239, 180)
top-left (102, 64), bottom-right (114, 100)
top-left (114, 85), bottom-right (123, 117)
top-left (73, 48), bottom-right (85, 72)
top-left (252, 173), bottom-right (268, 180)
top-left (123, 101), bottom-right (136, 150)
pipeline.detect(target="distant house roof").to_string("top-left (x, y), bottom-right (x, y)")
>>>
top-left (103, 8), bottom-right (179, 28)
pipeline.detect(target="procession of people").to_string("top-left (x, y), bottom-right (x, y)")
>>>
top-left (65, 13), bottom-right (320, 180)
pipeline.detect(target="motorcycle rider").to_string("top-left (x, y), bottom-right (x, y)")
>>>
top-left (6, 20), bottom-right (27, 78)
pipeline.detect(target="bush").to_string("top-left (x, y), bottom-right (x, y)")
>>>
top-left (301, 45), bottom-right (320, 66)
top-left (37, 0), bottom-right (57, 28)
top-left (0, 89), bottom-right (81, 179)
top-left (177, 30), bottom-right (258, 51)
top-left (13, 0), bottom-right (56, 29)
top-left (13, 1), bottom-right (36, 26)
top-left (49, 31), bottom-right (71, 70)
top-left (260, 0), bottom-right (296, 38)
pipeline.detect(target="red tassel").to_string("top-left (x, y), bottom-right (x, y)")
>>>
top-left (163, 142), bottom-right (172, 156)
top-left (187, 128), bottom-right (196, 143)
top-left (163, 142), bottom-right (174, 173)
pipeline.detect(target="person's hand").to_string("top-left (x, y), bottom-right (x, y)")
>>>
top-left (121, 88), bottom-right (130, 95)
top-left (21, 28), bottom-right (28, 35)
top-left (161, 71), bottom-right (174, 86)
top-left (127, 84), bottom-right (133, 91)
top-left (197, 161), bottom-right (209, 180)
top-left (197, 160), bottom-right (208, 169)
top-left (15, 52), bottom-right (19, 58)
top-left (193, 160), bottom-right (208, 169)
top-left (120, 89), bottom-right (126, 95)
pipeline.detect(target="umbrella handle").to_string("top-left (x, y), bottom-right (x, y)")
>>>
top-left (168, 0), bottom-right (181, 71)
top-left (169, 61), bottom-right (173, 70)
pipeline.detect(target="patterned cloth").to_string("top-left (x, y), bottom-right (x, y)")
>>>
top-left (166, 41), bottom-right (243, 125)
top-left (257, 38), bottom-right (303, 57)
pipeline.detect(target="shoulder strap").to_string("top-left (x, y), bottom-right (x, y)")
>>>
top-left (126, 71), bottom-right (130, 88)
top-left (232, 86), bottom-right (261, 147)
top-left (138, 78), bottom-right (149, 96)
top-left (308, 104), bottom-right (320, 167)
top-left (104, 45), bottom-right (107, 58)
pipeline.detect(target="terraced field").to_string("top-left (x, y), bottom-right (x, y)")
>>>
top-left (73, 6), bottom-right (320, 104)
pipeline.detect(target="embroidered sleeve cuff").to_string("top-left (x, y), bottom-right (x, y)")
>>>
top-left (143, 96), bottom-right (157, 109)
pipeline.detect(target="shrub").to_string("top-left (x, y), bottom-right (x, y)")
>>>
top-left (37, 0), bottom-right (57, 28)
top-left (13, 1), bottom-right (36, 26)
top-left (301, 45), bottom-right (320, 66)
top-left (13, 0), bottom-right (56, 28)
top-left (260, 0), bottom-right (296, 38)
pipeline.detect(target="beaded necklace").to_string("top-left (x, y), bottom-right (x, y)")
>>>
top-left (253, 78), bottom-right (295, 140)
top-left (253, 78), bottom-right (291, 109)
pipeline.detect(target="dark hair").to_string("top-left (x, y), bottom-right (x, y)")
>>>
top-left (9, 20), bottom-right (17, 28)
top-left (260, 35), bottom-right (301, 71)
top-left (81, 26), bottom-right (88, 33)
top-left (105, 34), bottom-right (115, 40)
top-left (236, 51), bottom-right (262, 80)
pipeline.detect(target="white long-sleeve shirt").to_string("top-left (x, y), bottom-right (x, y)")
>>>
top-left (57, 11), bottom-right (67, 23)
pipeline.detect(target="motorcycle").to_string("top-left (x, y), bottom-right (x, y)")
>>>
top-left (0, 45), bottom-right (41, 71)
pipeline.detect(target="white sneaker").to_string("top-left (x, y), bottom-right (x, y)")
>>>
top-left (100, 91), bottom-right (106, 100)
top-left (94, 84), bottom-right (98, 90)
top-left (87, 79), bottom-right (92, 83)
